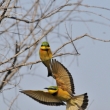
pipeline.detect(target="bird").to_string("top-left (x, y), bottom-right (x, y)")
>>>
top-left (39, 41), bottom-right (52, 77)
top-left (20, 59), bottom-right (88, 110)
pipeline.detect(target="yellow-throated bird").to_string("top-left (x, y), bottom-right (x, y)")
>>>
top-left (39, 41), bottom-right (52, 77)
top-left (20, 59), bottom-right (88, 110)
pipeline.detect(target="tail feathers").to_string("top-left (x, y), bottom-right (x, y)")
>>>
top-left (47, 67), bottom-right (52, 77)
top-left (67, 93), bottom-right (88, 110)
top-left (42, 60), bottom-right (52, 77)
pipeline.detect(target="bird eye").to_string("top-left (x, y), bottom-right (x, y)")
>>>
top-left (51, 88), bottom-right (57, 90)
top-left (41, 44), bottom-right (50, 47)
top-left (45, 45), bottom-right (50, 47)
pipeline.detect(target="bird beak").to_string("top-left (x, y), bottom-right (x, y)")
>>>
top-left (44, 87), bottom-right (48, 89)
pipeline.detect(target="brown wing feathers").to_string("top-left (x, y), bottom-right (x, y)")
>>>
top-left (20, 90), bottom-right (65, 106)
top-left (51, 59), bottom-right (75, 94)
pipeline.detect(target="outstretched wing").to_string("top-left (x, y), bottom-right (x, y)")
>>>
top-left (50, 59), bottom-right (75, 95)
top-left (20, 90), bottom-right (65, 106)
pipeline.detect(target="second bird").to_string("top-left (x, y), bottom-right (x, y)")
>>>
top-left (39, 41), bottom-right (52, 77)
top-left (20, 59), bottom-right (89, 110)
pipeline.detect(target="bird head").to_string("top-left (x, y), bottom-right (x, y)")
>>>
top-left (44, 86), bottom-right (58, 94)
top-left (40, 41), bottom-right (50, 50)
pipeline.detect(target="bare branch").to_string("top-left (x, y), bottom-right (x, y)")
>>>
top-left (8, 94), bottom-right (19, 110)
top-left (0, 27), bottom-right (53, 66)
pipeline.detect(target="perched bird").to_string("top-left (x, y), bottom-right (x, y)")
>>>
top-left (20, 59), bottom-right (88, 110)
top-left (39, 41), bottom-right (52, 77)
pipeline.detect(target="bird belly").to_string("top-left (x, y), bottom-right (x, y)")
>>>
top-left (39, 49), bottom-right (52, 61)
top-left (56, 88), bottom-right (71, 101)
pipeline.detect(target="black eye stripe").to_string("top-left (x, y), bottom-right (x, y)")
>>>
top-left (48, 88), bottom-right (57, 90)
top-left (41, 45), bottom-right (50, 47)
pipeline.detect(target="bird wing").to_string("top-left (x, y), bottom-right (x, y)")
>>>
top-left (50, 59), bottom-right (75, 95)
top-left (20, 90), bottom-right (65, 106)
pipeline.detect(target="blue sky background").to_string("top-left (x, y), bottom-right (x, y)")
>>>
top-left (0, 0), bottom-right (110, 110)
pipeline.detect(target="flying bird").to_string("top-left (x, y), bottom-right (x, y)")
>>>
top-left (39, 41), bottom-right (52, 77)
top-left (20, 59), bottom-right (88, 110)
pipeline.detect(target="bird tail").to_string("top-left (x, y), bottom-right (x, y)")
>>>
top-left (47, 66), bottom-right (52, 77)
top-left (43, 60), bottom-right (52, 77)
top-left (66, 93), bottom-right (88, 110)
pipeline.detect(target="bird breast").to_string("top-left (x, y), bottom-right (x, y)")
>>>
top-left (56, 88), bottom-right (71, 101)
